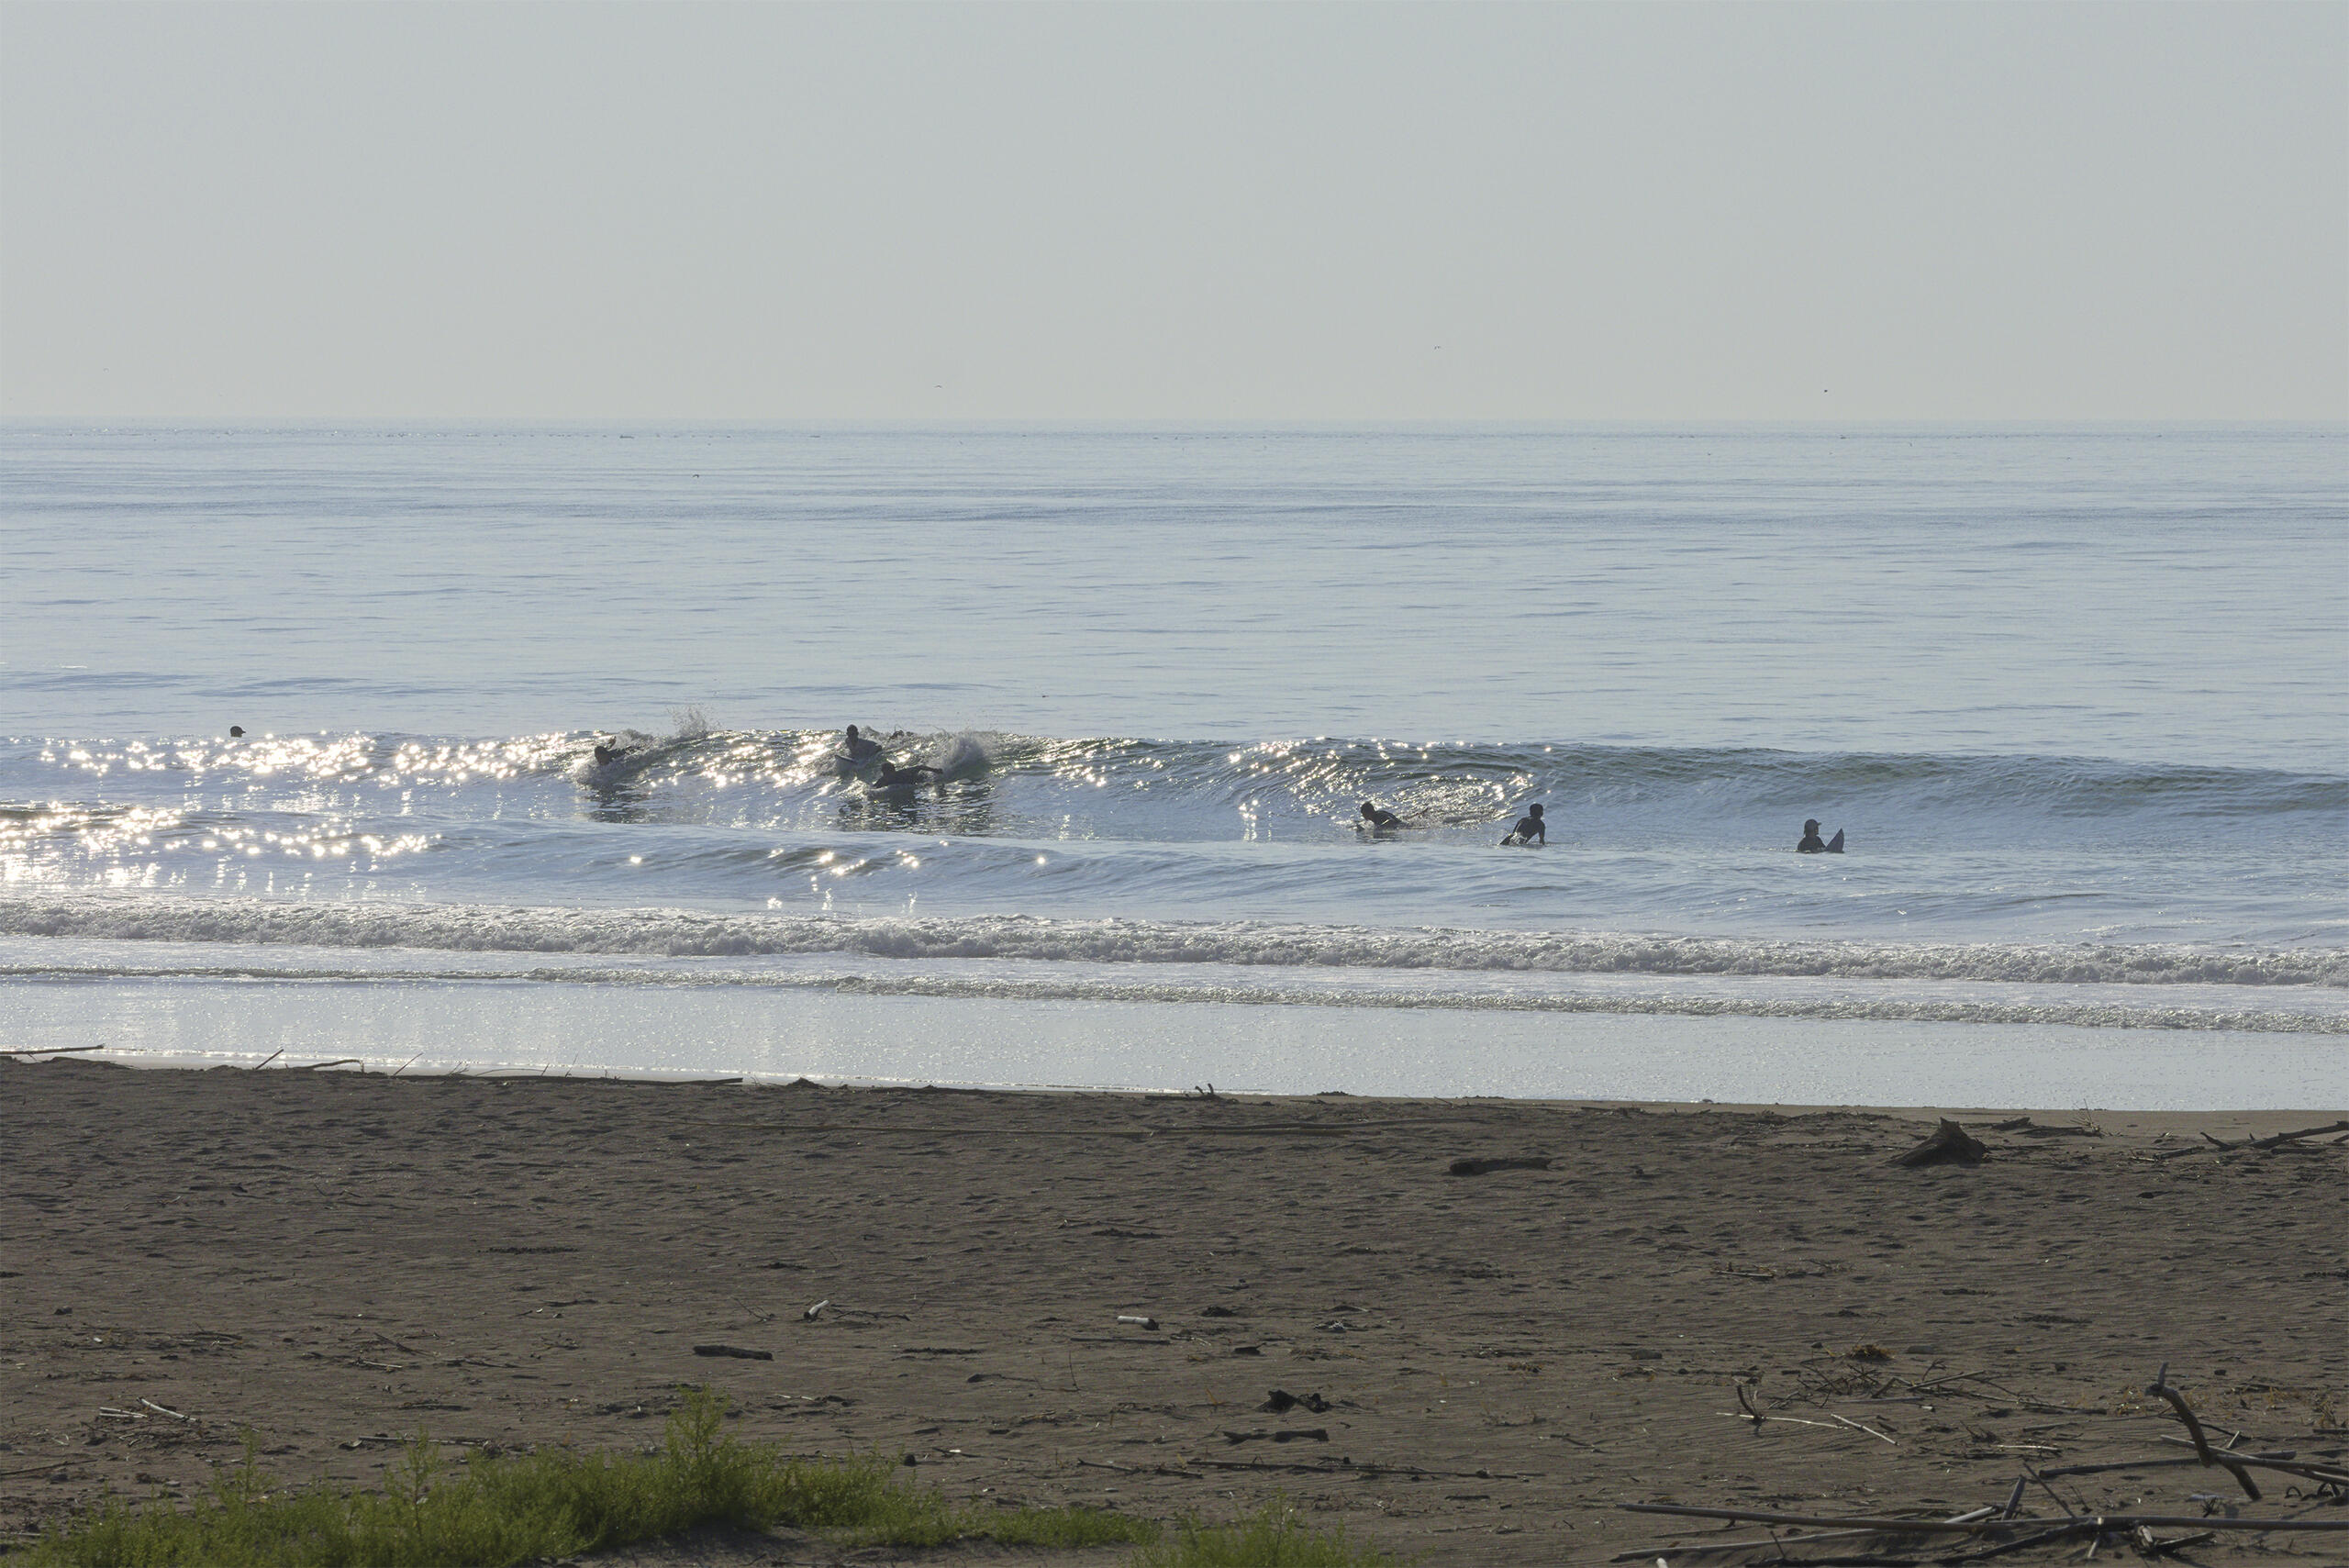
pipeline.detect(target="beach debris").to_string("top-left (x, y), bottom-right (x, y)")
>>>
top-left (250, 1050), bottom-right (285, 1071)
top-left (691, 1343), bottom-right (772, 1360)
top-left (1220, 1427), bottom-right (1329, 1444)
top-left (2155, 1118), bottom-right (2349, 1159)
top-left (139, 1398), bottom-right (191, 1421)
top-left (1116, 1314), bottom-right (1160, 1330)
top-left (802, 1298), bottom-right (829, 1320)
top-left (2147, 1362), bottom-right (2259, 1499)
top-left (1260, 1389), bottom-right (1331, 1414)
top-left (1447, 1155), bottom-right (1552, 1176)
top-left (1620, 1500), bottom-right (2348, 1536)
top-left (0, 1044), bottom-right (106, 1057)
top-left (294, 1058), bottom-right (362, 1072)
top-left (1890, 1118), bottom-right (1986, 1167)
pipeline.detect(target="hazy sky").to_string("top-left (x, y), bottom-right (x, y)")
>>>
top-left (4, 2), bottom-right (2343, 421)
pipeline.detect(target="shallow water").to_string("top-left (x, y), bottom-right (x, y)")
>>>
top-left (4, 423), bottom-right (2343, 1099)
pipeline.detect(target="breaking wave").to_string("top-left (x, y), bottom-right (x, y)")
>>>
top-left (2, 893), bottom-right (2340, 989)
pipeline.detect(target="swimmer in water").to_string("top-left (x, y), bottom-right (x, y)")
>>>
top-left (228, 726), bottom-right (245, 739)
top-left (867, 758), bottom-right (941, 799)
top-left (592, 740), bottom-right (630, 769)
top-left (840, 725), bottom-right (884, 765)
top-left (1358, 801), bottom-right (1409, 833)
top-left (1499, 803), bottom-right (1546, 845)
top-left (1797, 818), bottom-right (1845, 853)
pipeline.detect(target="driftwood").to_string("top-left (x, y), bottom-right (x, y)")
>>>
top-left (0, 1044), bottom-right (105, 1057)
top-left (295, 1059), bottom-right (362, 1072)
top-left (1447, 1155), bottom-right (1552, 1176)
top-left (802, 1299), bottom-right (829, 1320)
top-left (1115, 1314), bottom-right (1160, 1330)
top-left (2155, 1118), bottom-right (2349, 1159)
top-left (2039, 1447), bottom-right (2296, 1479)
top-left (690, 1343), bottom-right (772, 1360)
top-left (2153, 1434), bottom-right (2348, 1484)
top-left (1891, 1120), bottom-right (1985, 1167)
top-left (251, 1049), bottom-right (285, 1071)
top-left (1219, 1427), bottom-right (1329, 1444)
top-left (1620, 1502), bottom-right (2348, 1534)
top-left (2145, 1362), bottom-right (2258, 1500)
top-left (139, 1398), bottom-right (190, 1421)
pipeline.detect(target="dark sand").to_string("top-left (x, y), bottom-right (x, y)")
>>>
top-left (1, 1058), bottom-right (2342, 1564)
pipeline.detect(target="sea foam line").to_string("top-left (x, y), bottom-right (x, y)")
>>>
top-left (0, 893), bottom-right (2342, 988)
top-left (0, 957), bottom-right (2338, 1033)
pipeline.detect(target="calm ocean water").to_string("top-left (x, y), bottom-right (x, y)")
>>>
top-left (3, 424), bottom-right (2343, 1098)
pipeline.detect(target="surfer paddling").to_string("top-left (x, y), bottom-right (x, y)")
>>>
top-left (1797, 818), bottom-right (1845, 853)
top-left (1358, 801), bottom-right (1410, 834)
top-left (1499, 803), bottom-right (1546, 845)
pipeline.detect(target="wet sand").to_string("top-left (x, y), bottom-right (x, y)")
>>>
top-left (1, 1057), bottom-right (2342, 1563)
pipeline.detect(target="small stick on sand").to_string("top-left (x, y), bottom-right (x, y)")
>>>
top-left (295, 1059), bottom-right (362, 1072)
top-left (250, 1049), bottom-right (284, 1072)
top-left (2145, 1362), bottom-right (2260, 1501)
top-left (2152, 1436), bottom-right (2348, 1484)
top-left (139, 1398), bottom-right (190, 1421)
top-left (1620, 1503), bottom-right (2349, 1534)
top-left (1116, 1314), bottom-right (1160, 1330)
top-left (1999, 1477), bottom-right (2026, 1518)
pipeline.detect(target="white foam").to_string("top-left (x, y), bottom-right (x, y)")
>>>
top-left (1, 892), bottom-right (2341, 995)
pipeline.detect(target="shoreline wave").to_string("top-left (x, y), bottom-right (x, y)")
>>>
top-left (3, 893), bottom-right (2341, 989)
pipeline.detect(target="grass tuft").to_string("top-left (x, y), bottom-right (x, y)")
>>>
top-left (20, 1389), bottom-right (1152, 1567)
top-left (1134, 1497), bottom-right (1398, 1567)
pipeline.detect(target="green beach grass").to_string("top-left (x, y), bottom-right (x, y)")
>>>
top-left (15, 1390), bottom-right (1391, 1567)
top-left (16, 1389), bottom-right (1146, 1566)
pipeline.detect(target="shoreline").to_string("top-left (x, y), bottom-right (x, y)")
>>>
top-left (3, 1057), bottom-right (2342, 1563)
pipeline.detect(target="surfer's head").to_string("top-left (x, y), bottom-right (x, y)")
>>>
top-left (1360, 802), bottom-right (1376, 818)
top-left (845, 725), bottom-right (861, 741)
top-left (1528, 804), bottom-right (1543, 819)
top-left (1804, 818), bottom-right (1820, 833)
top-left (228, 726), bottom-right (244, 738)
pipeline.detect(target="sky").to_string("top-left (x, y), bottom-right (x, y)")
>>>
top-left (3, 2), bottom-right (2343, 422)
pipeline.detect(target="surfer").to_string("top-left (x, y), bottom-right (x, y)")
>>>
top-left (867, 759), bottom-right (940, 800)
top-left (839, 725), bottom-right (883, 765)
top-left (1797, 819), bottom-right (1845, 853)
top-left (591, 740), bottom-right (632, 769)
top-left (1358, 801), bottom-right (1409, 834)
top-left (228, 726), bottom-right (245, 739)
top-left (1499, 803), bottom-right (1546, 845)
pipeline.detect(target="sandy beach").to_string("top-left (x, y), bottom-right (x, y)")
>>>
top-left (2, 1056), bottom-right (2341, 1564)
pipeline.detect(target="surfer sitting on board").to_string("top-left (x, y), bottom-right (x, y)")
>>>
top-left (1499, 803), bottom-right (1546, 845)
top-left (1358, 801), bottom-right (1410, 833)
top-left (1797, 818), bottom-right (1845, 853)
top-left (838, 725), bottom-right (884, 767)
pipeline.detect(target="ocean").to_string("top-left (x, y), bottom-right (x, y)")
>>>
top-left (3, 423), bottom-right (2343, 1106)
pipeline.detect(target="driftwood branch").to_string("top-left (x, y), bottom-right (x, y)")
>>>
top-left (2145, 1362), bottom-right (2259, 1500)
top-left (1619, 1502), bottom-right (2347, 1534)
top-left (2156, 1118), bottom-right (2349, 1159)
top-left (0, 1044), bottom-right (105, 1057)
